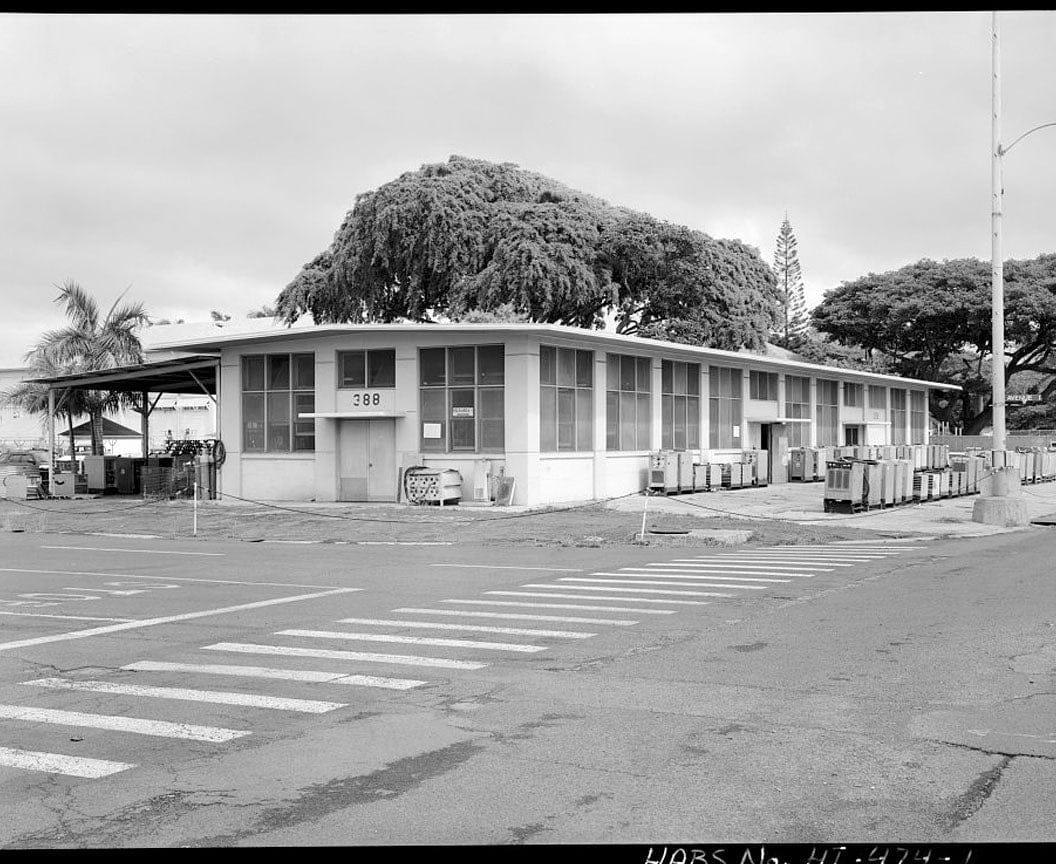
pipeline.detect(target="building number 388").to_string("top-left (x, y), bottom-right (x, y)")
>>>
top-left (350, 392), bottom-right (382, 407)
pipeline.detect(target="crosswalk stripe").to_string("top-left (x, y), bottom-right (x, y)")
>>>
top-left (122, 661), bottom-right (426, 689)
top-left (636, 562), bottom-right (825, 572)
top-left (428, 564), bottom-right (584, 572)
top-left (334, 617), bottom-right (595, 639)
top-left (440, 600), bottom-right (676, 615)
top-left (704, 553), bottom-right (881, 560)
top-left (0, 612), bottom-right (138, 622)
top-left (23, 677), bottom-right (347, 714)
top-left (0, 745), bottom-right (135, 779)
top-left (277, 629), bottom-right (546, 653)
top-left (559, 577), bottom-right (766, 590)
top-left (605, 572), bottom-right (792, 583)
top-left (203, 642), bottom-right (488, 670)
top-left (520, 583), bottom-right (731, 597)
top-left (484, 591), bottom-right (711, 606)
top-left (394, 608), bottom-right (638, 625)
top-left (686, 559), bottom-right (851, 567)
top-left (777, 546), bottom-right (906, 551)
top-left (41, 545), bottom-right (225, 557)
top-left (0, 704), bottom-right (249, 742)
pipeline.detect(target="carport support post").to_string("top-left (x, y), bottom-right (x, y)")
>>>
top-left (193, 480), bottom-right (198, 536)
top-left (141, 391), bottom-right (149, 459)
top-left (47, 387), bottom-right (55, 493)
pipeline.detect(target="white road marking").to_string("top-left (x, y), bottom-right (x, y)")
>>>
top-left (335, 617), bottom-right (595, 639)
top-left (520, 583), bottom-right (731, 597)
top-left (394, 608), bottom-right (638, 625)
top-left (22, 678), bottom-right (345, 714)
top-left (0, 567), bottom-right (346, 589)
top-left (485, 591), bottom-right (711, 606)
top-left (204, 642), bottom-right (488, 670)
top-left (637, 562), bottom-right (826, 572)
top-left (0, 704), bottom-right (249, 742)
top-left (606, 572), bottom-right (792, 583)
top-left (689, 559), bottom-right (852, 567)
top-left (0, 612), bottom-right (137, 622)
top-left (779, 545), bottom-right (908, 551)
top-left (0, 746), bottom-right (135, 779)
top-left (41, 545), bottom-right (225, 557)
top-left (560, 577), bottom-right (765, 590)
top-left (123, 661), bottom-right (425, 690)
top-left (277, 629), bottom-right (547, 653)
top-left (0, 588), bottom-right (360, 653)
top-left (429, 564), bottom-right (585, 572)
top-left (706, 553), bottom-right (882, 561)
top-left (440, 600), bottom-right (676, 615)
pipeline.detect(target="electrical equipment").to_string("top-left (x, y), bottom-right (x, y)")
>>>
top-left (693, 463), bottom-right (721, 492)
top-left (648, 451), bottom-right (680, 494)
top-left (789, 448), bottom-right (807, 481)
top-left (721, 463), bottom-right (746, 489)
top-left (878, 461), bottom-right (897, 506)
top-left (677, 452), bottom-right (695, 492)
top-left (862, 462), bottom-right (881, 508)
top-left (404, 468), bottom-right (463, 505)
top-left (753, 450), bottom-right (769, 486)
top-left (824, 461), bottom-right (865, 510)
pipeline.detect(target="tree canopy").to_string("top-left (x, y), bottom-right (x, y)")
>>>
top-left (811, 255), bottom-right (1056, 432)
top-left (771, 214), bottom-right (809, 348)
top-left (276, 156), bottom-right (780, 350)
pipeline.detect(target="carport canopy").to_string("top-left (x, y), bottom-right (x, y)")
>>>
top-left (28, 354), bottom-right (219, 466)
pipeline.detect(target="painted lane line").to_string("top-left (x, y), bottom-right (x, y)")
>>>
top-left (0, 746), bottom-right (135, 779)
top-left (704, 554), bottom-right (882, 561)
top-left (604, 569), bottom-right (811, 579)
top-left (560, 577), bottom-right (765, 590)
top-left (638, 562), bottom-right (826, 573)
top-left (484, 591), bottom-right (711, 606)
top-left (123, 661), bottom-right (425, 690)
top-left (394, 608), bottom-right (638, 625)
top-left (0, 588), bottom-right (361, 653)
top-left (203, 642), bottom-right (489, 670)
top-left (0, 704), bottom-right (249, 743)
top-left (604, 572), bottom-right (792, 583)
top-left (440, 600), bottom-right (676, 615)
top-left (519, 583), bottom-right (731, 598)
top-left (632, 565), bottom-right (822, 575)
top-left (0, 567), bottom-right (347, 590)
top-left (277, 629), bottom-right (547, 654)
top-left (22, 678), bottom-right (345, 714)
top-left (722, 548), bottom-right (895, 555)
top-left (429, 564), bottom-right (585, 573)
top-left (335, 618), bottom-right (596, 639)
top-left (780, 545), bottom-right (908, 551)
top-left (0, 612), bottom-right (137, 622)
top-left (41, 545), bottom-right (225, 557)
top-left (691, 559), bottom-right (853, 567)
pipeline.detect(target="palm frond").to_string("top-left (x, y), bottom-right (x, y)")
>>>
top-left (54, 279), bottom-right (100, 334)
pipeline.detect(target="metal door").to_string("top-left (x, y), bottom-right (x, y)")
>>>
top-left (338, 419), bottom-right (396, 502)
top-left (767, 423), bottom-right (789, 484)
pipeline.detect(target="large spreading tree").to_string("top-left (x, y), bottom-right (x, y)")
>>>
top-left (812, 254), bottom-right (1056, 432)
top-left (276, 156), bottom-right (781, 351)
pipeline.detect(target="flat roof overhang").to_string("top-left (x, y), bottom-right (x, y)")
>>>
top-left (300, 412), bottom-right (407, 419)
top-left (28, 355), bottom-right (219, 395)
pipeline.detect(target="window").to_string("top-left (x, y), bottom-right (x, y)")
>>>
top-left (540, 346), bottom-right (593, 451)
top-left (338, 349), bottom-right (396, 389)
top-left (910, 390), bottom-right (926, 445)
top-left (868, 385), bottom-right (887, 413)
top-left (708, 366), bottom-right (743, 449)
top-left (843, 382), bottom-right (863, 407)
top-left (419, 345), bottom-right (504, 452)
top-left (785, 375), bottom-right (811, 448)
top-left (890, 388), bottom-right (907, 445)
top-left (242, 353), bottom-right (315, 453)
top-left (605, 354), bottom-right (652, 450)
top-left (749, 370), bottom-right (778, 402)
top-left (661, 360), bottom-right (700, 450)
top-left (815, 379), bottom-right (839, 446)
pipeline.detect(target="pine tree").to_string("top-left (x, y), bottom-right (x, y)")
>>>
top-left (772, 214), bottom-right (809, 347)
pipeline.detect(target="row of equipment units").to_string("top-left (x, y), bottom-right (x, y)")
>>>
top-left (791, 445), bottom-right (953, 481)
top-left (820, 447), bottom-right (1056, 513)
top-left (647, 450), bottom-right (769, 495)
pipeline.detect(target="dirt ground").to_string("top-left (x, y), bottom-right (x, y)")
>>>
top-left (0, 493), bottom-right (894, 547)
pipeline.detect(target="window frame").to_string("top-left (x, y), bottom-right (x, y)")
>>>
top-left (708, 365), bottom-right (744, 449)
top-left (605, 353), bottom-right (652, 451)
top-left (241, 352), bottom-right (315, 454)
top-left (661, 359), bottom-right (701, 451)
top-left (540, 345), bottom-right (594, 453)
top-left (749, 370), bottom-right (779, 402)
top-left (418, 345), bottom-right (505, 454)
top-left (336, 348), bottom-right (397, 390)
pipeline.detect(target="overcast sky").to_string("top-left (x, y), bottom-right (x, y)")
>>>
top-left (2, 12), bottom-right (1055, 366)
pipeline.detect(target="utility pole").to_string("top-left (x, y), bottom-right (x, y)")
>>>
top-left (990, 10), bottom-right (1006, 453)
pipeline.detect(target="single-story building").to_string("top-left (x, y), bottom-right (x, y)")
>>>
top-left (80, 322), bottom-right (957, 506)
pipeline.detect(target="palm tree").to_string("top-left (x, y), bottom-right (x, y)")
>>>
top-left (30, 281), bottom-right (149, 455)
top-left (3, 348), bottom-right (92, 458)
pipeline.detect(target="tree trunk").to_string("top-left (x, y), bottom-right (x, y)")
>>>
top-left (67, 413), bottom-right (75, 460)
top-left (963, 403), bottom-right (992, 436)
top-left (90, 409), bottom-right (104, 456)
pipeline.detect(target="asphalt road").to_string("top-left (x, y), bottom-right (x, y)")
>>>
top-left (0, 529), bottom-right (1053, 846)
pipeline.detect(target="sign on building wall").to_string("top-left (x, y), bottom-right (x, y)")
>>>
top-left (335, 390), bottom-right (397, 414)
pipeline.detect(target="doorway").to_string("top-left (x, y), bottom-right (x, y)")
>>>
top-left (844, 425), bottom-right (862, 446)
top-left (338, 419), bottom-right (397, 502)
top-left (761, 423), bottom-right (788, 484)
